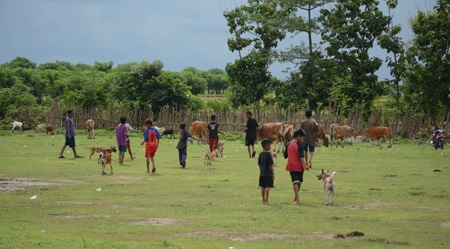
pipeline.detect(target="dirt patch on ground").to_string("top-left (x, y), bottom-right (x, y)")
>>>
top-left (0, 177), bottom-right (83, 192)
top-left (180, 231), bottom-right (334, 242)
top-left (128, 218), bottom-right (180, 226)
top-left (48, 214), bottom-right (110, 219)
top-left (439, 222), bottom-right (450, 228)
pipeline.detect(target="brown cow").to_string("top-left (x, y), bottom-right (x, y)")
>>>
top-left (86, 119), bottom-right (95, 139)
top-left (316, 123), bottom-right (329, 147)
top-left (284, 124), bottom-right (295, 142)
top-left (259, 122), bottom-right (286, 153)
top-left (190, 121), bottom-right (208, 144)
top-left (330, 124), bottom-right (352, 148)
top-left (357, 126), bottom-right (393, 149)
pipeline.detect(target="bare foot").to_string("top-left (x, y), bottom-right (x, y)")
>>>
top-left (151, 167), bottom-right (156, 173)
top-left (146, 170), bottom-right (150, 174)
top-left (131, 156), bottom-right (135, 160)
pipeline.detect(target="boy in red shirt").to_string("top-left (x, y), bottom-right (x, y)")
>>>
top-left (141, 119), bottom-right (161, 173)
top-left (285, 129), bottom-right (310, 204)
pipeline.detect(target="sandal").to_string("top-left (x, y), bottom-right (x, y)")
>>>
top-left (58, 155), bottom-right (65, 159)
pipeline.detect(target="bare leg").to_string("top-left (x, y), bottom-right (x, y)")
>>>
top-left (128, 147), bottom-right (134, 160)
top-left (265, 188), bottom-right (270, 204)
top-left (261, 188), bottom-right (265, 204)
top-left (146, 158), bottom-right (150, 173)
top-left (72, 147), bottom-right (78, 157)
top-left (248, 146), bottom-right (252, 158)
top-left (150, 157), bottom-right (156, 173)
top-left (309, 152), bottom-right (314, 168)
top-left (293, 183), bottom-right (301, 204)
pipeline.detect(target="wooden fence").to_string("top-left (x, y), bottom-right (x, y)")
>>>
top-left (39, 101), bottom-right (448, 140)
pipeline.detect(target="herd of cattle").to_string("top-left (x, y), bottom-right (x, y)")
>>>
top-left (11, 119), bottom-right (397, 149)
top-left (187, 121), bottom-right (394, 150)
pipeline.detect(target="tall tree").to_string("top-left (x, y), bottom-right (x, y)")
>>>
top-left (404, 0), bottom-right (450, 119)
top-left (224, 0), bottom-right (289, 108)
top-left (319, 0), bottom-right (396, 110)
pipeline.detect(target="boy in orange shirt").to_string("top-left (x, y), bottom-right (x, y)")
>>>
top-left (141, 119), bottom-right (161, 173)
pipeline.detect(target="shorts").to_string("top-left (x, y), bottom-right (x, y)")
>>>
top-left (304, 144), bottom-right (315, 153)
top-left (65, 136), bottom-right (76, 148)
top-left (209, 138), bottom-right (218, 150)
top-left (290, 171), bottom-right (304, 184)
top-left (145, 145), bottom-right (157, 158)
top-left (259, 175), bottom-right (274, 188)
top-left (245, 138), bottom-right (256, 146)
top-left (118, 145), bottom-right (127, 153)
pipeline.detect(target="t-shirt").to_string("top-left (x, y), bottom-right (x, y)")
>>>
top-left (208, 122), bottom-right (219, 138)
top-left (144, 127), bottom-right (161, 147)
top-left (285, 142), bottom-right (306, 172)
top-left (176, 129), bottom-right (192, 149)
top-left (116, 124), bottom-right (128, 146)
top-left (246, 118), bottom-right (259, 139)
top-left (258, 151), bottom-right (274, 177)
top-left (125, 123), bottom-right (133, 141)
top-left (65, 117), bottom-right (75, 137)
top-left (300, 119), bottom-right (318, 145)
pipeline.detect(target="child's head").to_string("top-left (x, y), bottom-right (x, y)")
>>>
top-left (211, 115), bottom-right (216, 121)
top-left (245, 111), bottom-right (252, 119)
top-left (144, 119), bottom-right (153, 127)
top-left (305, 109), bottom-right (312, 118)
top-left (261, 138), bottom-right (272, 151)
top-left (120, 116), bottom-right (126, 124)
top-left (180, 123), bottom-right (186, 130)
top-left (294, 129), bottom-right (306, 142)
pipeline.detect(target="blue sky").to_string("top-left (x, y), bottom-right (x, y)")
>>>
top-left (0, 0), bottom-right (437, 79)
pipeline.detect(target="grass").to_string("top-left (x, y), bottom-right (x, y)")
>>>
top-left (0, 131), bottom-right (449, 248)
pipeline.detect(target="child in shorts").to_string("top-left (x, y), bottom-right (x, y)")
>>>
top-left (258, 138), bottom-right (275, 204)
top-left (141, 119), bottom-right (161, 173)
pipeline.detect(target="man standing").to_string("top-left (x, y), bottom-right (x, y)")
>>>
top-left (58, 110), bottom-right (83, 159)
top-left (245, 111), bottom-right (259, 158)
top-left (300, 109), bottom-right (318, 168)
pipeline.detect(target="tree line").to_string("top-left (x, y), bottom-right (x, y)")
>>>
top-left (0, 0), bottom-right (448, 127)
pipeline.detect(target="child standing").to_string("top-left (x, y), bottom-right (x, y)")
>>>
top-left (207, 115), bottom-right (223, 153)
top-left (141, 119), bottom-right (161, 173)
top-left (116, 116), bottom-right (129, 165)
top-left (285, 129), bottom-right (310, 204)
top-left (258, 138), bottom-right (275, 204)
top-left (176, 123), bottom-right (201, 168)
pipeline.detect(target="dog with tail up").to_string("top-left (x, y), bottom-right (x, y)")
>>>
top-left (317, 169), bottom-right (336, 206)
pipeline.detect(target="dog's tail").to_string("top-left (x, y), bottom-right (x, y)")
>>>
top-left (329, 171), bottom-right (336, 184)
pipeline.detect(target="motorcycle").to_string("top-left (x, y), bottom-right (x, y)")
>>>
top-left (433, 128), bottom-right (445, 150)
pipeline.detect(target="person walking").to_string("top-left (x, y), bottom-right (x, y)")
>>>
top-left (245, 111), bottom-right (259, 158)
top-left (285, 129), bottom-right (309, 204)
top-left (58, 110), bottom-right (83, 159)
top-left (116, 116), bottom-right (129, 165)
top-left (300, 109), bottom-right (318, 168)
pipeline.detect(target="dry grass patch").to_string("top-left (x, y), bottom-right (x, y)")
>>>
top-left (180, 231), bottom-right (335, 242)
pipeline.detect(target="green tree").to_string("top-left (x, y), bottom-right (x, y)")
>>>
top-left (319, 0), bottom-right (397, 110)
top-left (2, 57), bottom-right (36, 69)
top-left (224, 0), bottom-right (289, 108)
top-left (404, 0), bottom-right (450, 118)
top-left (181, 67), bottom-right (207, 95)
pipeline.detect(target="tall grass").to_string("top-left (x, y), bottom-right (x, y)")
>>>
top-left (0, 131), bottom-right (448, 248)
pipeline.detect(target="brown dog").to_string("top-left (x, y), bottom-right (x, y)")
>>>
top-left (98, 147), bottom-right (116, 175)
top-left (204, 150), bottom-right (216, 165)
top-left (216, 143), bottom-right (224, 157)
top-left (317, 169), bottom-right (336, 206)
top-left (86, 146), bottom-right (117, 160)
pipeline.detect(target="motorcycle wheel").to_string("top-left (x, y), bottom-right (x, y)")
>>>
top-left (438, 139), bottom-right (444, 149)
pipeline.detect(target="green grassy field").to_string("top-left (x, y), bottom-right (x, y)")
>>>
top-left (0, 131), bottom-right (449, 249)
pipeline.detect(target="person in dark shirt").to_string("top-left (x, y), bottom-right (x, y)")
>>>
top-left (245, 111), bottom-right (259, 158)
top-left (258, 138), bottom-right (275, 204)
top-left (176, 123), bottom-right (200, 168)
top-left (207, 115), bottom-right (223, 152)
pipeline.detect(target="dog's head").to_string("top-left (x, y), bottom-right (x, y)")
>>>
top-left (317, 169), bottom-right (329, 180)
top-left (109, 146), bottom-right (117, 153)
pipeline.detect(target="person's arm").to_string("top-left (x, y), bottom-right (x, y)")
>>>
top-left (141, 130), bottom-right (148, 145)
top-left (270, 165), bottom-right (275, 180)
top-left (66, 120), bottom-right (71, 138)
